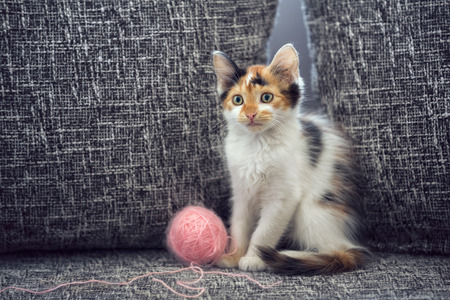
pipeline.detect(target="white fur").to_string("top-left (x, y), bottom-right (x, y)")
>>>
top-left (245, 72), bottom-right (253, 86)
top-left (223, 111), bottom-right (359, 271)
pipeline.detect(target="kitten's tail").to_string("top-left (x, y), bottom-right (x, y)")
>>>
top-left (258, 246), bottom-right (369, 276)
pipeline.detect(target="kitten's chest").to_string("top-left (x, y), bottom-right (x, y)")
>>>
top-left (225, 134), bottom-right (287, 185)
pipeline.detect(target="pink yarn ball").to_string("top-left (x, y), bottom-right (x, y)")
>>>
top-left (167, 206), bottom-right (228, 265)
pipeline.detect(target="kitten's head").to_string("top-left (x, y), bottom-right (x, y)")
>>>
top-left (213, 44), bottom-right (301, 133)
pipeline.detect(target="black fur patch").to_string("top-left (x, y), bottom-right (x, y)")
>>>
top-left (301, 119), bottom-right (323, 167)
top-left (322, 192), bottom-right (335, 203)
top-left (219, 65), bottom-right (246, 103)
top-left (231, 66), bottom-right (247, 86)
top-left (220, 90), bottom-right (230, 103)
top-left (250, 73), bottom-right (268, 86)
top-left (333, 162), bottom-right (367, 243)
top-left (281, 83), bottom-right (300, 107)
top-left (335, 163), bottom-right (360, 188)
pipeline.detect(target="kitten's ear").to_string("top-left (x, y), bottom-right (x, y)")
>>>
top-left (213, 51), bottom-right (244, 94)
top-left (268, 44), bottom-right (300, 84)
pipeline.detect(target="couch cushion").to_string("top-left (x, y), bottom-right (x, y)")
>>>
top-left (0, 0), bottom-right (277, 253)
top-left (0, 249), bottom-right (449, 299)
top-left (303, 0), bottom-right (450, 253)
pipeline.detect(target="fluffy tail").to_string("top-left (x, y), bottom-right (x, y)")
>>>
top-left (258, 247), bottom-right (368, 276)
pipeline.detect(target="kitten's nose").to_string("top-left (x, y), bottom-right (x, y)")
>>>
top-left (246, 111), bottom-right (257, 121)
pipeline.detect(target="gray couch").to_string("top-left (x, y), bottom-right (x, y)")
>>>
top-left (1, 0), bottom-right (448, 299)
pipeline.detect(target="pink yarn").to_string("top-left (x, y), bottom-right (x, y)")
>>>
top-left (0, 263), bottom-right (282, 298)
top-left (167, 206), bottom-right (228, 265)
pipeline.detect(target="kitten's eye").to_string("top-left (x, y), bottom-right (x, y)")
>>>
top-left (261, 93), bottom-right (273, 103)
top-left (232, 95), bottom-right (243, 105)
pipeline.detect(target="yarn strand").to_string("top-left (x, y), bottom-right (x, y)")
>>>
top-left (0, 263), bottom-right (282, 298)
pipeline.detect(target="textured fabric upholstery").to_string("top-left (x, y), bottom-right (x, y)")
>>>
top-left (0, 0), bottom-right (277, 253)
top-left (1, 249), bottom-right (449, 299)
top-left (304, 0), bottom-right (450, 254)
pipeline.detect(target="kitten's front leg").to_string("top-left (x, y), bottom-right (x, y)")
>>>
top-left (239, 200), bottom-right (296, 272)
top-left (216, 198), bottom-right (255, 269)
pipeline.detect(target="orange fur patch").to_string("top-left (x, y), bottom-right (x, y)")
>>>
top-left (310, 249), bottom-right (364, 274)
top-left (222, 65), bottom-right (294, 112)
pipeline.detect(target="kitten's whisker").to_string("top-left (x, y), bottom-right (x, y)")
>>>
top-left (270, 115), bottom-right (290, 134)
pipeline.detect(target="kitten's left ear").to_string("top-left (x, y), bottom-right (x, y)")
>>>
top-left (268, 44), bottom-right (300, 84)
top-left (213, 51), bottom-right (244, 94)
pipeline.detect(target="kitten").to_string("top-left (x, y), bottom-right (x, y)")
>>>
top-left (212, 44), bottom-right (367, 275)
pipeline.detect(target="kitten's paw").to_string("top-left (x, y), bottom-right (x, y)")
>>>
top-left (238, 256), bottom-right (267, 272)
top-left (215, 254), bottom-right (240, 269)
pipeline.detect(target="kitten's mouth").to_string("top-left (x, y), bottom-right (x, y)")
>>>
top-left (238, 118), bottom-right (265, 130)
top-left (247, 121), bottom-right (261, 127)
top-left (245, 121), bottom-right (265, 131)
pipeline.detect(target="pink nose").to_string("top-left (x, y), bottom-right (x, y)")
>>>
top-left (246, 112), bottom-right (257, 121)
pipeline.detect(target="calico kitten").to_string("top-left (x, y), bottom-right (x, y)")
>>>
top-left (212, 44), bottom-right (367, 275)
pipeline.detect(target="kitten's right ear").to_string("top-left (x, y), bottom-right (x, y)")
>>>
top-left (268, 44), bottom-right (300, 84)
top-left (213, 51), bottom-right (244, 94)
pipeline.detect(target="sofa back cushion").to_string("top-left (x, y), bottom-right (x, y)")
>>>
top-left (0, 0), bottom-right (277, 253)
top-left (304, 0), bottom-right (449, 254)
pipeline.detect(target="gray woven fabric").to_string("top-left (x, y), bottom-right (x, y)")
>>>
top-left (0, 249), bottom-right (449, 299)
top-left (0, 0), bottom-right (278, 253)
top-left (304, 0), bottom-right (450, 254)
